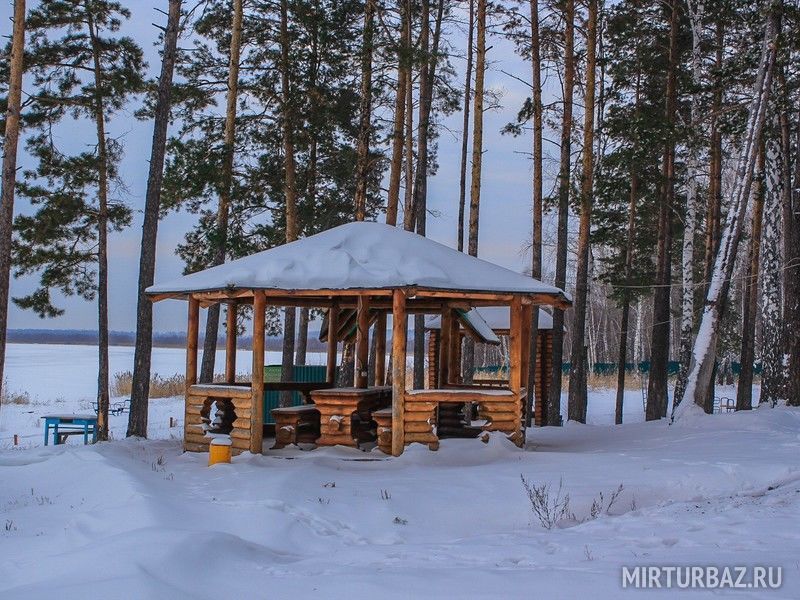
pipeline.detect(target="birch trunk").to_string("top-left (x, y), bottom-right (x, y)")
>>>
top-left (0, 0), bottom-right (25, 417)
top-left (673, 0), bottom-right (705, 407)
top-left (673, 5), bottom-right (780, 421)
top-left (759, 114), bottom-right (787, 405)
top-left (128, 0), bottom-right (182, 437)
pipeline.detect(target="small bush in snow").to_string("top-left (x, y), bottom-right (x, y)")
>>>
top-left (520, 475), bottom-right (574, 530)
top-left (380, 489), bottom-right (391, 500)
top-left (588, 484), bottom-right (624, 519)
top-left (393, 516), bottom-right (408, 525)
top-left (1, 379), bottom-right (31, 405)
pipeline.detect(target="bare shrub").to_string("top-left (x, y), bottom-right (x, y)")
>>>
top-left (587, 484), bottom-right (625, 519)
top-left (1, 379), bottom-right (31, 405)
top-left (520, 475), bottom-right (574, 530)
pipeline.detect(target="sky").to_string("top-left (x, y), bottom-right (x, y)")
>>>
top-left (2, 0), bottom-right (569, 333)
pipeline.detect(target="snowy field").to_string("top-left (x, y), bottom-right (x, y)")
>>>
top-left (2, 343), bottom-right (797, 598)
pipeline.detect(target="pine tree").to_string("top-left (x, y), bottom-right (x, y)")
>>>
top-left (128, 0), bottom-right (183, 438)
top-left (15, 0), bottom-right (145, 439)
top-left (0, 0), bottom-right (25, 416)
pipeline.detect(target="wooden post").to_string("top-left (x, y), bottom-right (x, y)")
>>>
top-left (520, 303), bottom-right (533, 391)
top-left (326, 304), bottom-right (339, 385)
top-left (250, 290), bottom-right (266, 454)
top-left (356, 295), bottom-right (370, 388)
top-left (508, 297), bottom-right (524, 394)
top-left (186, 296), bottom-right (200, 389)
top-left (225, 301), bottom-right (237, 384)
top-left (448, 313), bottom-right (461, 384)
top-left (374, 312), bottom-right (387, 386)
top-left (439, 308), bottom-right (452, 387)
top-left (391, 289), bottom-right (407, 456)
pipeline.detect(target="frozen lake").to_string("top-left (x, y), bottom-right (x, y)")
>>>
top-left (3, 343), bottom-right (327, 404)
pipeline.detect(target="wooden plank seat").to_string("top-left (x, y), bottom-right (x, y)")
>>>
top-left (312, 386), bottom-right (391, 448)
top-left (271, 404), bottom-right (320, 449)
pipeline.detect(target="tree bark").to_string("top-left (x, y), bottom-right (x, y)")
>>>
top-left (786, 105), bottom-right (800, 406)
top-left (200, 0), bottom-right (243, 383)
top-left (128, 0), bottom-right (182, 438)
top-left (736, 147), bottom-right (764, 411)
top-left (87, 5), bottom-right (112, 440)
top-left (548, 0), bottom-right (574, 427)
top-left (673, 0), bottom-right (705, 407)
top-left (280, 0), bottom-right (299, 404)
top-left (674, 5), bottom-right (780, 420)
top-left (467, 0), bottom-right (486, 259)
top-left (457, 0), bottom-right (474, 253)
top-left (354, 0), bottom-right (376, 221)
top-left (525, 0), bottom-right (542, 427)
top-left (645, 0), bottom-right (678, 422)
top-left (295, 307), bottom-right (309, 365)
top-left (0, 0), bottom-right (25, 418)
top-left (567, 0), bottom-right (597, 424)
top-left (385, 0), bottom-right (410, 227)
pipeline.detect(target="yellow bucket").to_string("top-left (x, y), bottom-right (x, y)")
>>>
top-left (209, 436), bottom-right (232, 466)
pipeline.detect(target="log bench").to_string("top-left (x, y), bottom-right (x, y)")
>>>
top-left (312, 386), bottom-right (391, 448)
top-left (270, 404), bottom-right (321, 449)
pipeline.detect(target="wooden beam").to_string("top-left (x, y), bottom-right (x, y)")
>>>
top-left (374, 312), bottom-right (387, 386)
top-left (448, 315), bottom-right (461, 384)
top-left (391, 290), bottom-right (407, 456)
top-left (508, 297), bottom-right (524, 394)
top-left (225, 302), bottom-right (237, 384)
top-left (250, 290), bottom-right (266, 454)
top-left (439, 308), bottom-right (452, 387)
top-left (186, 297), bottom-right (199, 389)
top-left (355, 295), bottom-right (370, 388)
top-left (326, 304), bottom-right (339, 385)
top-left (520, 303), bottom-right (533, 390)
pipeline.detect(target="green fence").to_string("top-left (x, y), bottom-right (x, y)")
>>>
top-left (263, 364), bottom-right (327, 424)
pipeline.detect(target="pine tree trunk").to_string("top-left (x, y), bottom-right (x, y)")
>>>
top-left (567, 0), bottom-right (597, 424)
top-left (87, 7), bottom-right (112, 440)
top-left (760, 114), bottom-right (787, 405)
top-left (0, 0), bottom-right (25, 418)
top-left (736, 148), bottom-right (764, 411)
top-left (385, 0), bottom-right (410, 227)
top-left (548, 0), bottom-right (575, 427)
top-left (280, 0), bottom-right (299, 404)
top-left (457, 0), bottom-right (474, 253)
top-left (674, 5), bottom-right (780, 420)
top-left (128, 0), bottom-right (181, 438)
top-left (354, 0), bottom-right (376, 221)
top-left (295, 307), bottom-right (309, 366)
top-left (645, 0), bottom-right (678, 422)
top-left (525, 0), bottom-right (542, 427)
top-left (200, 0), bottom-right (243, 383)
top-left (402, 3), bottom-right (415, 233)
top-left (467, 0), bottom-right (486, 259)
top-left (614, 67), bottom-right (641, 426)
top-left (673, 0), bottom-right (705, 407)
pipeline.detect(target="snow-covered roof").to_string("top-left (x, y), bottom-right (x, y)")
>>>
top-left (147, 222), bottom-right (570, 301)
top-left (426, 306), bottom-right (554, 332)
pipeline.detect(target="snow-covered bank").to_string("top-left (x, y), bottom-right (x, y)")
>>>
top-left (2, 405), bottom-right (799, 599)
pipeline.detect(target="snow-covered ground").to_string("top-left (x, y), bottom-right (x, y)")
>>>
top-left (2, 343), bottom-right (796, 598)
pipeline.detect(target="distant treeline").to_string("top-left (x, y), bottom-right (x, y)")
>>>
top-left (7, 329), bottom-right (327, 352)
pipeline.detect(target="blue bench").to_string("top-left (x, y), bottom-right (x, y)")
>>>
top-left (41, 414), bottom-right (98, 446)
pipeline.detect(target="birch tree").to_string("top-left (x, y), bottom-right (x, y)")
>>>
top-left (673, 1), bottom-right (781, 420)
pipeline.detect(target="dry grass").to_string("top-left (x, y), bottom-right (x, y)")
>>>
top-left (1, 379), bottom-right (32, 405)
top-left (111, 372), bottom-right (186, 399)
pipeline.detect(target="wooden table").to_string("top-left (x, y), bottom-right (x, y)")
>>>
top-left (41, 414), bottom-right (98, 446)
top-left (311, 387), bottom-right (391, 448)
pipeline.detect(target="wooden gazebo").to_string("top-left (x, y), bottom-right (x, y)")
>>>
top-left (147, 222), bottom-right (570, 457)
